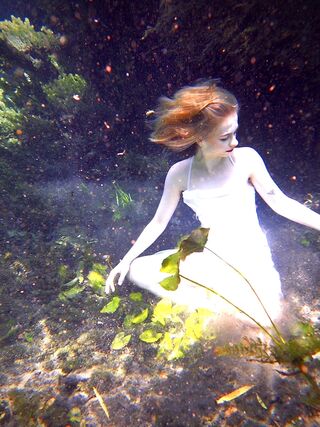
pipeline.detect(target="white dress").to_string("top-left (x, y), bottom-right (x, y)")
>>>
top-left (129, 155), bottom-right (283, 326)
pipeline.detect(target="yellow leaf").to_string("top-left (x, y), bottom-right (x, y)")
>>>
top-left (93, 387), bottom-right (110, 419)
top-left (216, 385), bottom-right (254, 404)
top-left (256, 393), bottom-right (268, 409)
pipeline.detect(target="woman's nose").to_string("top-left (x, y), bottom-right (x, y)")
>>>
top-left (230, 135), bottom-right (238, 148)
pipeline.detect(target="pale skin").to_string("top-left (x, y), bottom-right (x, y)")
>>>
top-left (105, 112), bottom-right (320, 293)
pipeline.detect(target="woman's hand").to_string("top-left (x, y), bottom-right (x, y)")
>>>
top-left (105, 261), bottom-right (131, 294)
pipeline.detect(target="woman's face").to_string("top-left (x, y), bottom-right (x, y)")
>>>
top-left (199, 112), bottom-right (239, 158)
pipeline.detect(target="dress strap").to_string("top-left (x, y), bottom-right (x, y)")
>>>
top-left (229, 153), bottom-right (235, 166)
top-left (187, 156), bottom-right (194, 190)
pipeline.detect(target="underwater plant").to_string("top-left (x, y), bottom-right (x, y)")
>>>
top-left (42, 73), bottom-right (87, 113)
top-left (159, 227), bottom-right (320, 407)
top-left (0, 16), bottom-right (59, 55)
top-left (111, 182), bottom-right (134, 222)
top-left (103, 291), bottom-right (215, 360)
top-left (0, 88), bottom-right (23, 146)
top-left (0, 16), bottom-right (58, 60)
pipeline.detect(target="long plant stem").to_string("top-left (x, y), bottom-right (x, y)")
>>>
top-left (179, 274), bottom-right (282, 346)
top-left (204, 246), bottom-right (285, 344)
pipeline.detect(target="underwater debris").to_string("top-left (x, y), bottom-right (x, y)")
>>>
top-left (216, 385), bottom-right (254, 404)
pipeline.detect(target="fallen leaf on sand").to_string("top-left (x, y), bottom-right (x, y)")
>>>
top-left (216, 385), bottom-right (254, 404)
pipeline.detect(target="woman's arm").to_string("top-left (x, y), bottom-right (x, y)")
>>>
top-left (247, 148), bottom-right (320, 231)
top-left (121, 163), bottom-right (183, 263)
top-left (105, 161), bottom-right (186, 291)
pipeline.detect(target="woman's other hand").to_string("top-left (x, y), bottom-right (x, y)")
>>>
top-left (105, 261), bottom-right (131, 294)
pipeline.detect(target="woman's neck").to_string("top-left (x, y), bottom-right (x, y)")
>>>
top-left (195, 150), bottom-right (228, 174)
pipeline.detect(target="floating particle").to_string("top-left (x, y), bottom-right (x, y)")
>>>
top-left (146, 110), bottom-right (155, 117)
top-left (267, 123), bottom-right (273, 128)
top-left (268, 84), bottom-right (276, 92)
top-left (290, 176), bottom-right (297, 181)
top-left (131, 40), bottom-right (137, 49)
top-left (13, 67), bottom-right (24, 78)
top-left (50, 15), bottom-right (59, 24)
top-left (250, 57), bottom-right (256, 65)
top-left (105, 65), bottom-right (112, 73)
top-left (117, 150), bottom-right (126, 156)
top-left (73, 94), bottom-right (81, 101)
top-left (59, 35), bottom-right (68, 46)
top-left (16, 129), bottom-right (23, 135)
top-left (103, 121), bottom-right (110, 129)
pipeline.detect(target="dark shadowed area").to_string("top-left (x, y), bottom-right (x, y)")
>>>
top-left (0, 1), bottom-right (319, 426)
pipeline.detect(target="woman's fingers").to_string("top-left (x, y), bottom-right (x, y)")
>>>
top-left (105, 274), bottom-right (115, 294)
top-left (105, 264), bottom-right (129, 293)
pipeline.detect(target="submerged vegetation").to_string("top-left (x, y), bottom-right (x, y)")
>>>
top-left (158, 227), bottom-right (320, 408)
top-left (0, 3), bottom-right (320, 426)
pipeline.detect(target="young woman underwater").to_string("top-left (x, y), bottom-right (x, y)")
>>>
top-left (105, 80), bottom-right (320, 326)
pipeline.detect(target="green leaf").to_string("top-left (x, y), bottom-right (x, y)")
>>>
top-left (152, 298), bottom-right (173, 326)
top-left (92, 263), bottom-right (107, 275)
top-left (111, 332), bottom-right (131, 350)
top-left (87, 271), bottom-right (105, 290)
top-left (185, 312), bottom-right (203, 340)
top-left (62, 276), bottom-right (79, 287)
top-left (129, 292), bottom-right (143, 302)
top-left (131, 308), bottom-right (149, 324)
top-left (139, 329), bottom-right (163, 343)
top-left (100, 296), bottom-right (121, 313)
top-left (157, 332), bottom-right (174, 356)
top-left (167, 336), bottom-right (185, 360)
top-left (58, 285), bottom-right (84, 301)
top-left (159, 273), bottom-right (180, 291)
top-left (123, 314), bottom-right (135, 328)
top-left (160, 252), bottom-right (180, 274)
top-left (300, 238), bottom-right (310, 247)
top-left (24, 332), bottom-right (34, 343)
top-left (178, 227), bottom-right (209, 260)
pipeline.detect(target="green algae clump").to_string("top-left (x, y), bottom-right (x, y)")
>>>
top-left (42, 73), bottom-right (87, 112)
top-left (0, 16), bottom-right (58, 56)
top-left (0, 89), bottom-right (23, 146)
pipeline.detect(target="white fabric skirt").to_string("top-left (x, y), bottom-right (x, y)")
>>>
top-left (128, 239), bottom-right (283, 327)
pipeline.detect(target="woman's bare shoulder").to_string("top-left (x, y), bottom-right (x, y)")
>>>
top-left (233, 147), bottom-right (263, 165)
top-left (233, 146), bottom-right (260, 158)
top-left (166, 157), bottom-right (193, 190)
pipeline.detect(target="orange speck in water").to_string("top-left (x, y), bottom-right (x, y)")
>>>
top-left (250, 57), bottom-right (256, 65)
top-left (300, 364), bottom-right (308, 374)
top-left (105, 65), bottom-right (112, 73)
top-left (290, 175), bottom-right (297, 181)
top-left (131, 240), bottom-right (136, 245)
top-left (16, 129), bottom-right (23, 135)
top-left (268, 84), bottom-right (276, 92)
top-left (59, 35), bottom-right (68, 46)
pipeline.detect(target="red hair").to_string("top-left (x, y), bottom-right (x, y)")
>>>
top-left (149, 80), bottom-right (238, 151)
